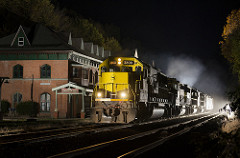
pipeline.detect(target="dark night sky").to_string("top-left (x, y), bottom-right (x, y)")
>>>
top-left (58, 0), bottom-right (240, 108)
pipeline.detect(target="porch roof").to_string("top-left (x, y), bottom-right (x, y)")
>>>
top-left (52, 82), bottom-right (86, 92)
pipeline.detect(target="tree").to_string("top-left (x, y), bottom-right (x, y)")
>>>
top-left (221, 9), bottom-right (240, 79)
top-left (104, 37), bottom-right (122, 52)
top-left (221, 9), bottom-right (240, 118)
top-left (228, 87), bottom-right (240, 118)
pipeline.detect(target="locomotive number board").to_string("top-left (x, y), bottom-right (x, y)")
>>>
top-left (123, 60), bottom-right (134, 65)
top-left (109, 60), bottom-right (117, 65)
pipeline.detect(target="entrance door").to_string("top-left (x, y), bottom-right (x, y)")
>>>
top-left (84, 96), bottom-right (91, 118)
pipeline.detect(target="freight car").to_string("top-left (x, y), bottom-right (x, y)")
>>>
top-left (91, 56), bottom-right (213, 123)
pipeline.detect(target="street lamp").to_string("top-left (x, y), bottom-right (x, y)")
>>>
top-left (0, 77), bottom-right (10, 121)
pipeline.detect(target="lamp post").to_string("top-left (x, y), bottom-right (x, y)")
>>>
top-left (0, 77), bottom-right (9, 121)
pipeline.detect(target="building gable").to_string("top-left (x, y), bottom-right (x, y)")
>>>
top-left (11, 25), bottom-right (31, 47)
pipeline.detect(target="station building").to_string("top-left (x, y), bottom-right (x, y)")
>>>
top-left (0, 24), bottom-right (111, 118)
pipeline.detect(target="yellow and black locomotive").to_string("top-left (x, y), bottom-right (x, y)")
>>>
top-left (91, 56), bottom-right (213, 123)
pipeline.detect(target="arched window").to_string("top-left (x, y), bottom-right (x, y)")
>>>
top-left (40, 64), bottom-right (51, 78)
top-left (13, 64), bottom-right (23, 78)
top-left (40, 93), bottom-right (51, 112)
top-left (13, 93), bottom-right (22, 106)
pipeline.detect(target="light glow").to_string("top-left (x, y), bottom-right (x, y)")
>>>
top-left (97, 92), bottom-right (102, 98)
top-left (206, 96), bottom-right (213, 110)
top-left (121, 92), bottom-right (127, 98)
top-left (118, 58), bottom-right (122, 65)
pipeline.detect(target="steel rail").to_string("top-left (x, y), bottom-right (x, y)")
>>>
top-left (0, 123), bottom-right (133, 145)
top-left (117, 113), bottom-right (220, 158)
top-left (48, 113), bottom-right (218, 158)
top-left (0, 112), bottom-right (210, 146)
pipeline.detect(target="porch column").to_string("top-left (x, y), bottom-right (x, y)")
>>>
top-left (54, 90), bottom-right (59, 118)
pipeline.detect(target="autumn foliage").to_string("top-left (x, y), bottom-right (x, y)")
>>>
top-left (221, 9), bottom-right (240, 78)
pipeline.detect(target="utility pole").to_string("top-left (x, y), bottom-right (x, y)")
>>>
top-left (0, 77), bottom-right (9, 121)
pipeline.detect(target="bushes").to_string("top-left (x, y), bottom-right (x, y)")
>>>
top-left (1, 100), bottom-right (10, 114)
top-left (16, 101), bottom-right (40, 117)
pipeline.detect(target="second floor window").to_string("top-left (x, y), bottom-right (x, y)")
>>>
top-left (41, 64), bottom-right (51, 78)
top-left (73, 67), bottom-right (78, 77)
top-left (82, 69), bottom-right (88, 79)
top-left (13, 64), bottom-right (23, 78)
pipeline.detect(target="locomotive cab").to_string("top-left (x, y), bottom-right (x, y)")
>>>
top-left (92, 57), bottom-right (143, 123)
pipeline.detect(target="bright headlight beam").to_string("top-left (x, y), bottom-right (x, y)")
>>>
top-left (97, 92), bottom-right (102, 97)
top-left (121, 92), bottom-right (126, 98)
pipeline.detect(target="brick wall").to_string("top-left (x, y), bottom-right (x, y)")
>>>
top-left (0, 60), bottom-right (69, 117)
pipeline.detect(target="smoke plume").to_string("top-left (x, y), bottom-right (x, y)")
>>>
top-left (166, 55), bottom-right (205, 86)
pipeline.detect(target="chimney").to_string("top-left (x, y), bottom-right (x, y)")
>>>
top-left (152, 60), bottom-right (155, 67)
top-left (68, 32), bottom-right (72, 45)
top-left (134, 48), bottom-right (138, 58)
top-left (80, 38), bottom-right (84, 50)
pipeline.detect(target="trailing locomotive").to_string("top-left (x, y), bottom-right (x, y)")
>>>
top-left (91, 56), bottom-right (213, 123)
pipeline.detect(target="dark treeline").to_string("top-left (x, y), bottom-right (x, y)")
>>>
top-left (0, 0), bottom-right (140, 54)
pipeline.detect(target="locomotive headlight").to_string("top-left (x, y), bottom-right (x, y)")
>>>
top-left (118, 58), bottom-right (122, 65)
top-left (97, 92), bottom-right (102, 98)
top-left (121, 92), bottom-right (127, 98)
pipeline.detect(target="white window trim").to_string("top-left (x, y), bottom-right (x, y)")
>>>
top-left (18, 37), bottom-right (24, 47)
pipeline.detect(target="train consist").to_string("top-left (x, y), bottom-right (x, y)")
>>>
top-left (91, 56), bottom-right (213, 123)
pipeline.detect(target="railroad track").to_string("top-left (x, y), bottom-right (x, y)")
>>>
top-left (0, 112), bottom-right (209, 146)
top-left (48, 112), bottom-right (220, 158)
top-left (0, 123), bottom-right (129, 145)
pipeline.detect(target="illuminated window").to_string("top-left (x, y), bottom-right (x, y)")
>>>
top-left (18, 37), bottom-right (24, 46)
top-left (13, 64), bottom-right (23, 78)
top-left (40, 93), bottom-right (50, 112)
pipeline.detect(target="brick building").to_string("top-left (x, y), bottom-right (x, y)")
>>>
top-left (0, 24), bottom-right (110, 118)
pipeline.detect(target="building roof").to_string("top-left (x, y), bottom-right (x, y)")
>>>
top-left (0, 24), bottom-right (107, 61)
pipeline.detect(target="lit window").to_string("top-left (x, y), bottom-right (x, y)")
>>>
top-left (18, 37), bottom-right (24, 46)
top-left (40, 93), bottom-right (51, 112)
